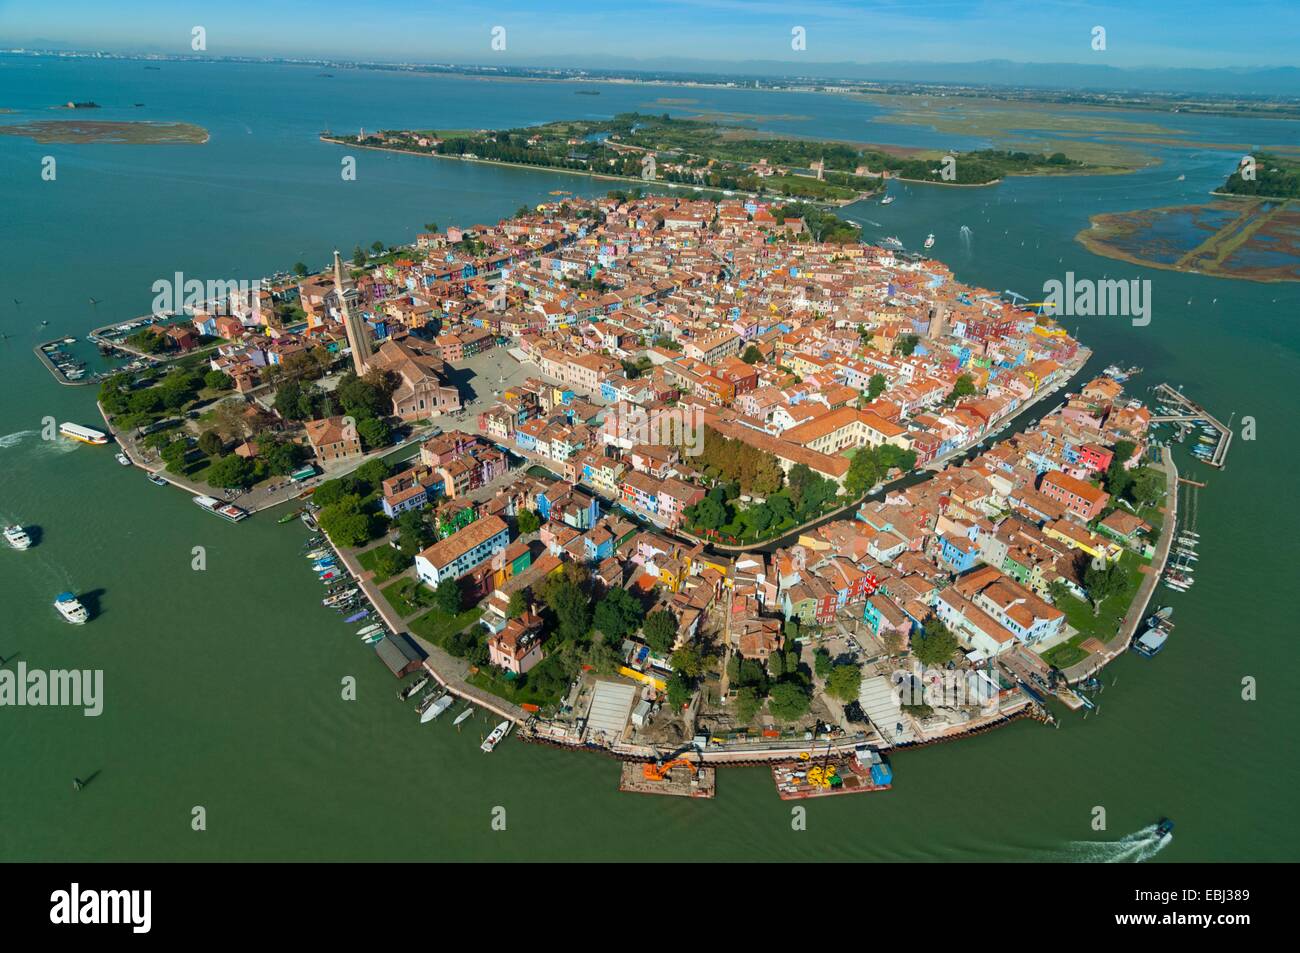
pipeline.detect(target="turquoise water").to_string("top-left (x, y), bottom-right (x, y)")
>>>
top-left (1, 56), bottom-right (1297, 861)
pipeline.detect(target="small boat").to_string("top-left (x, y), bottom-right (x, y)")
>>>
top-left (881, 236), bottom-right (903, 249)
top-left (323, 588), bottom-right (358, 606)
top-left (304, 548), bottom-right (330, 560)
top-left (453, 707), bottom-right (474, 727)
top-left (115, 452), bottom-right (131, 466)
top-left (343, 609), bottom-right (370, 623)
top-left (147, 472), bottom-right (168, 486)
top-left (278, 508), bottom-right (304, 524)
top-left (4, 524), bottom-right (33, 550)
top-left (54, 591), bottom-right (89, 624)
top-left (880, 194), bottom-right (894, 205)
top-left (318, 570), bottom-right (340, 581)
top-left (311, 560), bottom-right (337, 572)
top-left (362, 633), bottom-right (385, 645)
top-left (481, 720), bottom-right (511, 753)
top-left (1156, 818), bottom-right (1174, 838)
top-left (357, 623), bottom-right (383, 636)
top-left (420, 693), bottom-right (454, 723)
top-left (1132, 626), bottom-right (1169, 657)
top-left (300, 511), bottom-right (318, 531)
top-left (398, 676), bottom-right (430, 700)
top-left (923, 233), bottom-right (935, 249)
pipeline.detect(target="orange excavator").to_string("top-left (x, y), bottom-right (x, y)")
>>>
top-left (643, 758), bottom-right (698, 781)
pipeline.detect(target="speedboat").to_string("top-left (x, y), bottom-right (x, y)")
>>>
top-left (881, 236), bottom-right (903, 249)
top-left (4, 524), bottom-right (32, 550)
top-left (115, 452), bottom-right (131, 466)
top-left (357, 623), bottom-right (383, 637)
top-left (54, 592), bottom-right (89, 624)
top-left (147, 472), bottom-right (168, 486)
top-left (481, 720), bottom-right (512, 752)
top-left (420, 693), bottom-right (454, 723)
top-left (880, 194), bottom-right (894, 205)
top-left (923, 233), bottom-right (935, 249)
top-left (1156, 818), bottom-right (1174, 838)
top-left (398, 676), bottom-right (430, 700)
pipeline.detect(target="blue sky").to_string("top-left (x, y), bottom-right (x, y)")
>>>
top-left (1, 0), bottom-right (1296, 68)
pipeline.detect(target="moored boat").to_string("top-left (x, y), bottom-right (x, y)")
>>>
top-left (192, 495), bottom-right (249, 522)
top-left (481, 720), bottom-right (511, 752)
top-left (398, 676), bottom-right (430, 700)
top-left (147, 472), bottom-right (168, 486)
top-left (323, 588), bottom-right (358, 606)
top-left (357, 623), bottom-right (383, 637)
top-left (420, 693), bottom-right (454, 723)
top-left (54, 591), bottom-right (88, 624)
top-left (4, 524), bottom-right (32, 550)
top-left (115, 452), bottom-right (131, 466)
top-left (453, 707), bottom-right (474, 727)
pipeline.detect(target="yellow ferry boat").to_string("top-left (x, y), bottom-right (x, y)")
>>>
top-left (59, 422), bottom-right (109, 445)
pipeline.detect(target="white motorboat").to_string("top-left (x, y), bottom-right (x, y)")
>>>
top-left (420, 693), bottom-right (454, 723)
top-left (453, 707), bottom-right (474, 727)
top-left (54, 592), bottom-right (88, 624)
top-left (923, 233), bottom-right (935, 249)
top-left (4, 524), bottom-right (32, 550)
top-left (115, 452), bottom-right (131, 466)
top-left (481, 720), bottom-right (511, 752)
top-left (357, 623), bottom-right (384, 637)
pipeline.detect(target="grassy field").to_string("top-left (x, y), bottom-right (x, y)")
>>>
top-left (1041, 551), bottom-right (1148, 668)
top-left (409, 606), bottom-right (483, 646)
top-left (381, 577), bottom-right (431, 618)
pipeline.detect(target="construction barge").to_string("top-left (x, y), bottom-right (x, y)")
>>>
top-left (619, 759), bottom-right (716, 798)
top-left (772, 747), bottom-right (893, 800)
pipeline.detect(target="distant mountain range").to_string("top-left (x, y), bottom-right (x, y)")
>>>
top-left (4, 43), bottom-right (1297, 97)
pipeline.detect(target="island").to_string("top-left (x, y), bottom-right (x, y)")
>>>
top-left (71, 192), bottom-right (1190, 792)
top-left (0, 119), bottom-right (208, 145)
top-left (322, 111), bottom-right (1099, 203)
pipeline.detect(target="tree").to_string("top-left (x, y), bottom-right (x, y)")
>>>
top-left (317, 495), bottom-right (373, 547)
top-left (867, 372), bottom-right (887, 400)
top-left (356, 416), bottom-right (391, 451)
top-left (670, 645), bottom-right (705, 678)
top-left (312, 478), bottom-right (348, 508)
top-left (685, 495), bottom-right (728, 531)
top-left (950, 373), bottom-right (977, 401)
top-left (204, 370), bottom-right (232, 391)
top-left (1131, 468), bottom-right (1164, 506)
top-left (733, 686), bottom-right (761, 722)
top-left (594, 587), bottom-right (645, 643)
top-left (826, 663), bottom-right (862, 702)
top-left (197, 429), bottom-right (224, 456)
top-left (206, 454), bottom-right (255, 489)
top-left (813, 647), bottom-right (833, 677)
top-left (667, 672), bottom-right (694, 709)
top-left (643, 610), bottom-right (677, 654)
top-left (432, 578), bottom-right (465, 615)
top-left (845, 448), bottom-right (883, 497)
top-left (259, 435), bottom-right (306, 476)
top-left (293, 261), bottom-right (309, 277)
top-left (395, 509), bottom-right (434, 556)
top-left (768, 682), bottom-right (811, 722)
top-left (371, 546), bottom-right (410, 579)
top-left (1083, 560), bottom-right (1127, 615)
top-left (516, 508), bottom-right (541, 534)
top-left (913, 619), bottom-right (960, 667)
top-left (352, 245), bottom-right (367, 267)
top-left (540, 573), bottom-right (592, 644)
top-left (742, 344), bottom-right (763, 364)
top-left (506, 590), bottom-right (529, 618)
top-left (371, 240), bottom-right (384, 255)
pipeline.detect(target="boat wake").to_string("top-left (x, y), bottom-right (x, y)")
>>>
top-left (0, 429), bottom-right (36, 450)
top-left (1060, 824), bottom-right (1172, 863)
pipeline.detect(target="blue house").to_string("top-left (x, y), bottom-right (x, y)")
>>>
top-left (939, 534), bottom-right (979, 573)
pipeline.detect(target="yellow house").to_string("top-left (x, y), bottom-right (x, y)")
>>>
top-left (1043, 519), bottom-right (1123, 564)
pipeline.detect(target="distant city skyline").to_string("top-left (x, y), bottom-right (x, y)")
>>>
top-left (1, 0), bottom-right (1297, 70)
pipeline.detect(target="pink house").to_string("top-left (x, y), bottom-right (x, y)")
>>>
top-left (487, 611), bottom-right (545, 675)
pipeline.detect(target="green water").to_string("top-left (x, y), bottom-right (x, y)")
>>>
top-left (1, 56), bottom-right (1297, 861)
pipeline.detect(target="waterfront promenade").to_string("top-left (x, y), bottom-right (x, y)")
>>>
top-left (1062, 445), bottom-right (1179, 683)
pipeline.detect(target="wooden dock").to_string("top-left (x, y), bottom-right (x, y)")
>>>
top-left (1149, 382), bottom-right (1232, 468)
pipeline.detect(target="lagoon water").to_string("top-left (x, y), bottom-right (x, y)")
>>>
top-left (1, 56), bottom-right (1297, 860)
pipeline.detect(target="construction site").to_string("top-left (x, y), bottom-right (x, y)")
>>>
top-left (618, 759), bottom-right (717, 799)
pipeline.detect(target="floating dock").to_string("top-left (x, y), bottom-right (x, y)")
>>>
top-left (618, 760), bottom-right (716, 798)
top-left (1149, 383), bottom-right (1232, 468)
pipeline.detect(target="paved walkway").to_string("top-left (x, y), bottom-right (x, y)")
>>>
top-left (1062, 445), bottom-right (1179, 683)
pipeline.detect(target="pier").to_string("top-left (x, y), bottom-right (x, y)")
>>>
top-left (1149, 382), bottom-right (1233, 468)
